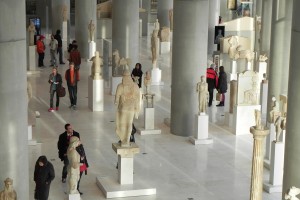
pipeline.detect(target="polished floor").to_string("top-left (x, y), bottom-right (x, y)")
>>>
top-left (27, 30), bottom-right (282, 200)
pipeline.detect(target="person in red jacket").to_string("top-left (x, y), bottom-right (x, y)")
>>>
top-left (36, 35), bottom-right (45, 67)
top-left (206, 64), bottom-right (218, 107)
top-left (65, 62), bottom-right (80, 110)
top-left (69, 45), bottom-right (81, 70)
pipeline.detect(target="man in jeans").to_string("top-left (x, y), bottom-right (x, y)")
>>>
top-left (49, 35), bottom-right (58, 66)
top-left (54, 29), bottom-right (65, 64)
top-left (65, 62), bottom-right (80, 110)
top-left (36, 35), bottom-right (45, 67)
top-left (57, 123), bottom-right (80, 183)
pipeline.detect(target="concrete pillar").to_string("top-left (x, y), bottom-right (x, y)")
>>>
top-left (52, 0), bottom-right (70, 34)
top-left (260, 0), bottom-right (273, 56)
top-left (75, 0), bottom-right (97, 59)
top-left (266, 0), bottom-right (293, 122)
top-left (208, 0), bottom-right (220, 55)
top-left (112, 0), bottom-right (139, 70)
top-left (157, 0), bottom-right (173, 28)
top-left (36, 0), bottom-right (52, 32)
top-left (170, 0), bottom-right (208, 137)
top-left (142, 0), bottom-right (151, 25)
top-left (0, 0), bottom-right (29, 198)
top-left (282, 0), bottom-right (300, 197)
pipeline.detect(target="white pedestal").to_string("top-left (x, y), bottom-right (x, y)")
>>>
top-left (28, 125), bottom-right (37, 145)
top-left (68, 193), bottom-right (80, 200)
top-left (224, 83), bottom-right (230, 112)
top-left (229, 73), bottom-right (237, 81)
top-left (190, 114), bottom-right (213, 145)
top-left (151, 68), bottom-right (164, 85)
top-left (263, 141), bottom-right (284, 193)
top-left (225, 112), bottom-right (234, 128)
top-left (260, 82), bottom-right (268, 117)
top-left (258, 62), bottom-right (267, 83)
top-left (88, 77), bottom-right (104, 111)
top-left (138, 108), bottom-right (161, 135)
top-left (139, 19), bottom-right (142, 38)
top-left (62, 21), bottom-right (68, 41)
top-left (264, 123), bottom-right (276, 168)
top-left (28, 45), bottom-right (36, 71)
top-left (159, 42), bottom-right (171, 54)
top-left (233, 105), bottom-right (261, 135)
top-left (246, 61), bottom-right (252, 71)
top-left (88, 41), bottom-right (96, 60)
top-left (229, 61), bottom-right (237, 81)
top-left (111, 77), bottom-right (122, 95)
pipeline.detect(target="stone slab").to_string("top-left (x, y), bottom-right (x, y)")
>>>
top-left (88, 77), bottom-right (104, 111)
top-left (138, 129), bottom-right (161, 135)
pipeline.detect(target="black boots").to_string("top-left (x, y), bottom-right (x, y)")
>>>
top-left (216, 102), bottom-right (224, 107)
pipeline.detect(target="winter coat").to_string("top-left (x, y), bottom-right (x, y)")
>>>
top-left (76, 144), bottom-right (89, 175)
top-left (48, 73), bottom-right (62, 93)
top-left (57, 131), bottom-right (80, 161)
top-left (218, 71), bottom-right (228, 93)
top-left (206, 68), bottom-right (218, 90)
top-left (131, 68), bottom-right (143, 88)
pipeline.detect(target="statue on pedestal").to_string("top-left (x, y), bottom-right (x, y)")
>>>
top-left (270, 96), bottom-right (281, 123)
top-left (112, 49), bottom-right (131, 76)
top-left (196, 76), bottom-right (208, 114)
top-left (169, 9), bottom-right (173, 31)
top-left (62, 4), bottom-right (68, 22)
top-left (274, 116), bottom-right (282, 142)
top-left (151, 30), bottom-right (158, 66)
top-left (281, 112), bottom-right (287, 131)
top-left (115, 70), bottom-right (140, 147)
top-left (262, 73), bottom-right (268, 83)
top-left (28, 21), bottom-right (36, 46)
top-left (144, 71), bottom-right (151, 94)
top-left (243, 76), bottom-right (259, 105)
top-left (67, 136), bottom-right (80, 194)
top-left (90, 51), bottom-right (103, 80)
top-left (0, 178), bottom-right (17, 200)
top-left (88, 20), bottom-right (95, 42)
top-left (228, 36), bottom-right (238, 60)
top-left (254, 109), bottom-right (263, 130)
top-left (153, 19), bottom-right (160, 36)
top-left (285, 186), bottom-right (300, 200)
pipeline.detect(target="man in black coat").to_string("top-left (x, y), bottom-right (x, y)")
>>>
top-left (34, 156), bottom-right (55, 200)
top-left (54, 29), bottom-right (65, 64)
top-left (57, 123), bottom-right (80, 183)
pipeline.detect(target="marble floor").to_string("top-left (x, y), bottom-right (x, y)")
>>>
top-left (27, 31), bottom-right (282, 200)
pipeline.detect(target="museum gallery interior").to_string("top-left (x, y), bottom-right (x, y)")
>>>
top-left (0, 0), bottom-right (299, 199)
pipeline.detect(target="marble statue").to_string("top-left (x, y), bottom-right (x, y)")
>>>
top-left (112, 49), bottom-right (131, 76)
top-left (197, 76), bottom-right (208, 114)
top-left (169, 9), bottom-right (173, 31)
top-left (160, 27), bottom-right (170, 42)
top-left (27, 80), bottom-right (33, 104)
top-left (281, 112), bottom-right (287, 130)
top-left (27, 21), bottom-right (36, 46)
top-left (0, 178), bottom-right (17, 200)
top-left (254, 109), bottom-right (263, 130)
top-left (151, 30), bottom-right (158, 65)
top-left (285, 186), bottom-right (300, 200)
top-left (270, 96), bottom-right (281, 123)
top-left (228, 36), bottom-right (238, 60)
top-left (88, 20), bottom-right (95, 42)
top-left (153, 19), bottom-right (160, 36)
top-left (90, 51), bottom-right (103, 80)
top-left (67, 136), bottom-right (80, 194)
top-left (259, 54), bottom-right (268, 62)
top-left (274, 116), bottom-right (282, 142)
top-left (243, 76), bottom-right (259, 105)
top-left (97, 4), bottom-right (101, 19)
top-left (115, 70), bottom-right (140, 147)
top-left (62, 4), bottom-right (68, 21)
top-left (144, 71), bottom-right (151, 94)
top-left (262, 73), bottom-right (268, 83)
top-left (280, 94), bottom-right (288, 114)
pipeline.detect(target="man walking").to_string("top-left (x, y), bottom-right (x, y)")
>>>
top-left (57, 123), bottom-right (80, 183)
top-left (49, 35), bottom-right (58, 66)
top-left (54, 29), bottom-right (65, 64)
top-left (65, 62), bottom-right (80, 110)
top-left (36, 35), bottom-right (45, 67)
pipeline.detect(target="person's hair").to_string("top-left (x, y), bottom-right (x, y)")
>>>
top-left (135, 63), bottom-right (142, 70)
top-left (37, 155), bottom-right (48, 165)
top-left (72, 40), bottom-right (77, 44)
top-left (69, 62), bottom-right (75, 66)
top-left (56, 29), bottom-right (61, 35)
top-left (219, 66), bottom-right (225, 72)
top-left (65, 123), bottom-right (71, 130)
top-left (52, 66), bottom-right (58, 70)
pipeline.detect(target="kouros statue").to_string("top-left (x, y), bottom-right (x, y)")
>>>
top-left (281, 112), bottom-right (287, 131)
top-left (67, 136), bottom-right (80, 194)
top-left (151, 30), bottom-right (158, 66)
top-left (27, 21), bottom-right (36, 46)
top-left (197, 76), bottom-right (209, 114)
top-left (62, 4), bottom-right (68, 22)
top-left (254, 109), bottom-right (263, 130)
top-left (88, 20), bottom-right (95, 42)
top-left (90, 51), bottom-right (103, 80)
top-left (0, 178), bottom-right (17, 200)
top-left (153, 19), bottom-right (160, 36)
top-left (269, 96), bottom-right (281, 123)
top-left (169, 9), bottom-right (173, 31)
top-left (115, 70), bottom-right (140, 147)
top-left (285, 186), bottom-right (300, 200)
top-left (144, 71), bottom-right (152, 94)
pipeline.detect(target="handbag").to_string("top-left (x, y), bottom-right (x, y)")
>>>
top-left (216, 93), bottom-right (221, 101)
top-left (57, 85), bottom-right (66, 97)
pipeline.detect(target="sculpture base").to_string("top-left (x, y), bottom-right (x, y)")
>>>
top-left (159, 42), bottom-right (171, 54)
top-left (151, 68), bottom-right (164, 86)
top-left (88, 41), bottom-right (96, 60)
top-left (229, 73), bottom-right (237, 81)
top-left (225, 112), bottom-right (234, 128)
top-left (96, 176), bottom-right (156, 199)
top-left (68, 193), bottom-right (80, 200)
top-left (27, 45), bottom-right (36, 71)
top-left (27, 125), bottom-right (37, 146)
top-left (88, 77), bottom-right (104, 111)
top-left (111, 76), bottom-right (122, 95)
top-left (190, 114), bottom-right (213, 145)
top-left (260, 82), bottom-right (268, 117)
top-left (263, 183), bottom-right (282, 193)
top-left (137, 108), bottom-right (161, 135)
top-left (264, 123), bottom-right (276, 167)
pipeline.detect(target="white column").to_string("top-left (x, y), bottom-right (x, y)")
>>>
top-left (0, 0), bottom-right (29, 198)
top-left (157, 0), bottom-right (173, 28)
top-left (207, 0), bottom-right (220, 55)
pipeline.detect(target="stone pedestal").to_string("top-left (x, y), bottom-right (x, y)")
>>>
top-left (96, 143), bottom-right (156, 198)
top-left (260, 82), bottom-right (268, 117)
top-left (62, 21), bottom-right (68, 41)
top-left (159, 42), bottom-right (171, 54)
top-left (249, 127), bottom-right (269, 200)
top-left (88, 41), bottom-right (96, 60)
top-left (111, 76), bottom-right (122, 95)
top-left (27, 125), bottom-right (37, 145)
top-left (27, 45), bottom-right (37, 71)
top-left (233, 105), bottom-right (261, 135)
top-left (263, 141), bottom-right (284, 193)
top-left (264, 123), bottom-right (276, 169)
top-left (190, 114), bottom-right (213, 145)
top-left (151, 68), bottom-right (164, 85)
top-left (246, 61), bottom-right (252, 71)
top-left (68, 193), bottom-right (80, 200)
top-left (138, 108), bottom-right (161, 135)
top-left (88, 77), bottom-right (104, 111)
top-left (258, 62), bottom-right (267, 83)
top-left (224, 83), bottom-right (230, 112)
top-left (230, 60), bottom-right (238, 81)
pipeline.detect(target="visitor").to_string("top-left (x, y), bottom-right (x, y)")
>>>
top-left (57, 123), bottom-right (80, 183)
top-left (131, 63), bottom-right (143, 88)
top-left (76, 139), bottom-right (89, 195)
top-left (216, 66), bottom-right (227, 107)
top-left (36, 35), bottom-right (45, 67)
top-left (69, 45), bottom-right (81, 70)
top-left (54, 29), bottom-right (65, 64)
top-left (48, 67), bottom-right (62, 112)
top-left (34, 155), bottom-right (55, 200)
top-left (65, 62), bottom-right (80, 110)
top-left (49, 35), bottom-right (58, 66)
top-left (68, 40), bottom-right (77, 53)
top-left (206, 63), bottom-right (218, 107)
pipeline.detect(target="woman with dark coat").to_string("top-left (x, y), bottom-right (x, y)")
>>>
top-left (76, 141), bottom-right (89, 195)
top-left (216, 66), bottom-right (227, 107)
top-left (34, 156), bottom-right (55, 200)
top-left (131, 63), bottom-right (143, 88)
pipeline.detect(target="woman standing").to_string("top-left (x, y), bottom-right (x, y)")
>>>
top-left (34, 156), bottom-right (55, 200)
top-left (48, 67), bottom-right (62, 112)
top-left (216, 66), bottom-right (227, 107)
top-left (76, 140), bottom-right (89, 195)
top-left (131, 63), bottom-right (143, 88)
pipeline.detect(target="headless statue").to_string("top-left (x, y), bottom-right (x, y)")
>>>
top-left (67, 136), bottom-right (80, 194)
top-left (88, 20), bottom-right (95, 42)
top-left (151, 30), bottom-right (158, 66)
top-left (90, 51), bottom-right (103, 80)
top-left (196, 76), bottom-right (208, 114)
top-left (28, 21), bottom-right (36, 46)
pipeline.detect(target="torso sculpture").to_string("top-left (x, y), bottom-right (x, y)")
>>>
top-left (88, 20), bottom-right (95, 42)
top-left (274, 116), bottom-right (282, 142)
top-left (67, 136), bottom-right (80, 194)
top-left (62, 4), bottom-right (68, 21)
top-left (197, 76), bottom-right (208, 114)
top-left (115, 71), bottom-right (140, 147)
top-left (90, 51), bottom-right (103, 79)
top-left (254, 109), bottom-right (263, 130)
top-left (160, 27), bottom-right (170, 42)
top-left (153, 19), bottom-right (160, 36)
top-left (228, 36), bottom-right (238, 60)
top-left (144, 71), bottom-right (151, 94)
top-left (269, 97), bottom-right (281, 123)
top-left (28, 21), bottom-right (36, 46)
top-left (0, 178), bottom-right (17, 200)
top-left (151, 31), bottom-right (158, 65)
